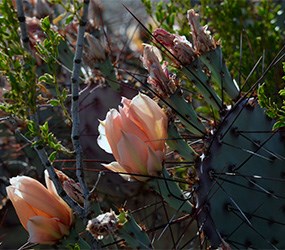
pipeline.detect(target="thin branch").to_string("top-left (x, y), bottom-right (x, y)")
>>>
top-left (70, 0), bottom-right (90, 218)
top-left (15, 0), bottom-right (84, 217)
top-left (15, 0), bottom-right (31, 52)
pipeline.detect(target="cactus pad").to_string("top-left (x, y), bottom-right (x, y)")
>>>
top-left (196, 98), bottom-right (285, 249)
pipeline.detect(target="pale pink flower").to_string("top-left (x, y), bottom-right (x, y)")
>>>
top-left (98, 93), bottom-right (168, 181)
top-left (6, 175), bottom-right (73, 245)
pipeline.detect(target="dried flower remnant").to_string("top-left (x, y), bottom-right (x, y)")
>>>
top-left (45, 169), bottom-right (84, 206)
top-left (187, 9), bottom-right (218, 54)
top-left (142, 44), bottom-right (178, 97)
top-left (83, 33), bottom-right (107, 67)
top-left (6, 175), bottom-right (73, 245)
top-left (153, 28), bottom-right (196, 65)
top-left (86, 210), bottom-right (118, 240)
top-left (97, 93), bottom-right (168, 181)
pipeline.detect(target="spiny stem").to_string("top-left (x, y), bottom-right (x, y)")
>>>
top-left (70, 0), bottom-right (90, 218)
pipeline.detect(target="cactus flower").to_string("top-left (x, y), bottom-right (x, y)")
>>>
top-left (6, 175), bottom-right (73, 245)
top-left (98, 93), bottom-right (168, 181)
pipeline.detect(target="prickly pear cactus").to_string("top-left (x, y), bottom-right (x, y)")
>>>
top-left (197, 98), bottom-right (285, 249)
top-left (1, 0), bottom-right (284, 249)
top-left (145, 8), bottom-right (285, 249)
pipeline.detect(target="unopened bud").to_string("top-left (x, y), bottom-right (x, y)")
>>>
top-left (153, 28), bottom-right (196, 65)
top-left (187, 9), bottom-right (218, 54)
top-left (45, 169), bottom-right (84, 206)
top-left (142, 44), bottom-right (179, 97)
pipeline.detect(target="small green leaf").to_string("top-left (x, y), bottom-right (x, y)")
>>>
top-left (65, 14), bottom-right (74, 25)
top-left (273, 120), bottom-right (285, 130)
top-left (27, 120), bottom-right (36, 133)
top-left (49, 99), bottom-right (60, 106)
top-left (38, 73), bottom-right (54, 83)
top-left (41, 121), bottom-right (49, 134)
top-left (41, 16), bottom-right (51, 31)
top-left (48, 151), bottom-right (57, 162)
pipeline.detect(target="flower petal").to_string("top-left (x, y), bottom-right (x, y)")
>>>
top-left (97, 120), bottom-right (112, 154)
top-left (44, 170), bottom-right (58, 197)
top-left (129, 93), bottom-right (168, 151)
top-left (6, 185), bottom-right (38, 230)
top-left (102, 161), bottom-right (132, 181)
top-left (117, 132), bottom-right (148, 176)
top-left (44, 170), bottom-right (74, 226)
top-left (104, 109), bottom-right (123, 161)
top-left (27, 216), bottom-right (68, 244)
top-left (147, 148), bottom-right (163, 176)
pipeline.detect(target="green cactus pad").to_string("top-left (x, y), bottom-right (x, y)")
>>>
top-left (181, 58), bottom-right (223, 111)
top-left (196, 98), bottom-right (285, 249)
top-left (167, 122), bottom-right (198, 162)
top-left (117, 211), bottom-right (153, 249)
top-left (148, 167), bottom-right (194, 214)
top-left (167, 89), bottom-right (206, 136)
top-left (199, 46), bottom-right (240, 100)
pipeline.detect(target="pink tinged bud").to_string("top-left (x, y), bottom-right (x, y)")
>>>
top-left (187, 9), bottom-right (216, 54)
top-left (6, 176), bottom-right (73, 245)
top-left (172, 35), bottom-right (196, 65)
top-left (153, 28), bottom-right (176, 47)
top-left (98, 93), bottom-right (168, 181)
top-left (142, 44), bottom-right (176, 96)
top-left (153, 28), bottom-right (196, 65)
top-left (142, 44), bottom-right (163, 70)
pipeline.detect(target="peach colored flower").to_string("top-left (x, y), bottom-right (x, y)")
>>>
top-left (6, 174), bottom-right (73, 245)
top-left (98, 93), bottom-right (168, 181)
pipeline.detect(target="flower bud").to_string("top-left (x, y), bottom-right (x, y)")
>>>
top-left (45, 169), bottom-right (84, 206)
top-left (6, 175), bottom-right (73, 245)
top-left (153, 28), bottom-right (196, 65)
top-left (142, 44), bottom-right (178, 97)
top-left (83, 33), bottom-right (107, 66)
top-left (187, 9), bottom-right (218, 54)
